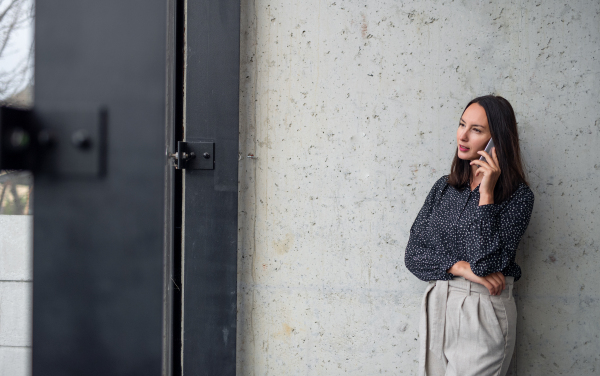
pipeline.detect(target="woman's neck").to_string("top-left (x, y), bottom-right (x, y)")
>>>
top-left (469, 165), bottom-right (483, 190)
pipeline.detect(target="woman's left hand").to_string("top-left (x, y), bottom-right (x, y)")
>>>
top-left (481, 272), bottom-right (506, 295)
top-left (454, 262), bottom-right (506, 295)
top-left (470, 147), bottom-right (501, 202)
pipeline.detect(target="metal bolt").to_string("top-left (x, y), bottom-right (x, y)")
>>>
top-left (71, 130), bottom-right (92, 149)
top-left (203, 152), bottom-right (210, 159)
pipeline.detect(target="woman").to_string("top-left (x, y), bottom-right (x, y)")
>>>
top-left (404, 95), bottom-right (534, 376)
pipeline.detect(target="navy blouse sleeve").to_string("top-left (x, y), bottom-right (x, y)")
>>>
top-left (464, 184), bottom-right (535, 277)
top-left (404, 176), bottom-right (461, 281)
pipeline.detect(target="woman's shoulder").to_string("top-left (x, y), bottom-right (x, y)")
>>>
top-left (430, 174), bottom-right (450, 192)
top-left (503, 182), bottom-right (535, 207)
top-left (516, 182), bottom-right (534, 201)
top-left (436, 174), bottom-right (450, 184)
top-left (515, 182), bottom-right (534, 197)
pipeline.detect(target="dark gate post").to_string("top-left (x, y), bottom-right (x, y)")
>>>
top-left (181, 0), bottom-right (240, 374)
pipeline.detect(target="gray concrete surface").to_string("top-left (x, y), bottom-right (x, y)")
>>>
top-left (237, 0), bottom-right (600, 375)
top-left (0, 215), bottom-right (32, 376)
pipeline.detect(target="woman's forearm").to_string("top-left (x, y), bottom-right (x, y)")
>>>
top-left (447, 260), bottom-right (506, 296)
top-left (447, 260), bottom-right (470, 277)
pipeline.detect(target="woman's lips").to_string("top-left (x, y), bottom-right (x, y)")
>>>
top-left (459, 145), bottom-right (469, 152)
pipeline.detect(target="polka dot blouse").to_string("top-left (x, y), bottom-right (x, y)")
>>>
top-left (404, 174), bottom-right (534, 282)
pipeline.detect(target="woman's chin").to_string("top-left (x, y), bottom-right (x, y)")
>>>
top-left (457, 152), bottom-right (473, 161)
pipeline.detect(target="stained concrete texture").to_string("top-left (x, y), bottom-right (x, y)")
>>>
top-left (236, 0), bottom-right (600, 375)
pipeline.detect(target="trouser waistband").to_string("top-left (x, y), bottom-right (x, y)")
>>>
top-left (424, 276), bottom-right (515, 363)
top-left (430, 275), bottom-right (515, 297)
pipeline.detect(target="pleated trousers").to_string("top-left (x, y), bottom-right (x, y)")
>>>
top-left (418, 276), bottom-right (517, 376)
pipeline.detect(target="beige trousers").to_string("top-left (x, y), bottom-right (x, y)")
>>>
top-left (418, 276), bottom-right (517, 376)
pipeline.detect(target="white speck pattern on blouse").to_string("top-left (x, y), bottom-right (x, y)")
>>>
top-left (405, 174), bottom-right (534, 282)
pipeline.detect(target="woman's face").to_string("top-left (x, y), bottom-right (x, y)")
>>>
top-left (456, 102), bottom-right (491, 160)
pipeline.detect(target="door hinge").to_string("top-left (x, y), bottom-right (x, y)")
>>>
top-left (0, 106), bottom-right (107, 177)
top-left (168, 141), bottom-right (214, 170)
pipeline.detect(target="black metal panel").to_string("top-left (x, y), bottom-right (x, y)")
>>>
top-left (32, 1), bottom-right (167, 375)
top-left (182, 0), bottom-right (240, 374)
top-left (163, 0), bottom-right (179, 375)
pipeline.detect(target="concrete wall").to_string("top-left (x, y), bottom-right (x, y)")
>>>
top-left (237, 1), bottom-right (600, 375)
top-left (0, 216), bottom-right (32, 376)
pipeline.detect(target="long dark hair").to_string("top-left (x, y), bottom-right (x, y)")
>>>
top-left (447, 95), bottom-right (529, 204)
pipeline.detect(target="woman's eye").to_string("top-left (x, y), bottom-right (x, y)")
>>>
top-left (473, 129), bottom-right (481, 133)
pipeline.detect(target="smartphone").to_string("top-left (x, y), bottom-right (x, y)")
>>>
top-left (479, 138), bottom-right (495, 164)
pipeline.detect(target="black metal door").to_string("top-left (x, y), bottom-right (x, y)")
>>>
top-left (1, 1), bottom-right (240, 374)
top-left (30, 1), bottom-right (168, 374)
top-left (178, 0), bottom-right (240, 374)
